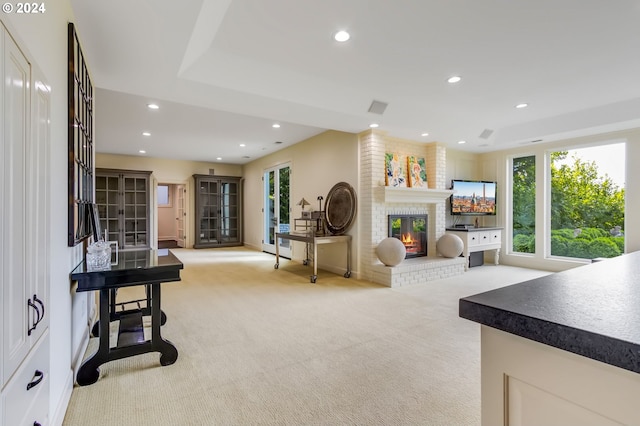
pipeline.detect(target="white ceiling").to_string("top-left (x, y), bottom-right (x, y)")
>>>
top-left (70, 0), bottom-right (640, 164)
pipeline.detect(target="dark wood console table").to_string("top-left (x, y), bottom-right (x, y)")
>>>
top-left (274, 232), bottom-right (352, 283)
top-left (70, 249), bottom-right (183, 385)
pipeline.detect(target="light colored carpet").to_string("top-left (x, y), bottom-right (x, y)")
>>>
top-left (63, 247), bottom-right (550, 426)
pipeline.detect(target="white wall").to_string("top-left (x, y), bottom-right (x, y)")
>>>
top-left (242, 130), bottom-right (360, 275)
top-left (2, 6), bottom-right (82, 424)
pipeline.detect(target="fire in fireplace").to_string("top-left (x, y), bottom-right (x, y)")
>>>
top-left (388, 215), bottom-right (428, 258)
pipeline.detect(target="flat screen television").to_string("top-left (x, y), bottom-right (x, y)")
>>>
top-left (450, 180), bottom-right (497, 215)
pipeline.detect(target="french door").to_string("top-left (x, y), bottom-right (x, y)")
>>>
top-left (176, 184), bottom-right (186, 247)
top-left (263, 163), bottom-right (291, 257)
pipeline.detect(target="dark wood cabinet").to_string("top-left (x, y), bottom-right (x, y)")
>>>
top-left (193, 174), bottom-right (242, 248)
top-left (96, 169), bottom-right (151, 250)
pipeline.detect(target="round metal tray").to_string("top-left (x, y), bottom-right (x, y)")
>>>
top-left (324, 182), bottom-right (357, 235)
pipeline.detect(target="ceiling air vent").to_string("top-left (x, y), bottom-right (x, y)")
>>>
top-left (479, 128), bottom-right (494, 139)
top-left (368, 100), bottom-right (388, 115)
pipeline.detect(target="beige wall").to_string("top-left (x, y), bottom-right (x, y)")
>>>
top-left (96, 153), bottom-right (241, 247)
top-left (96, 153), bottom-right (242, 180)
top-left (442, 148), bottom-right (500, 230)
top-left (243, 130), bottom-right (360, 274)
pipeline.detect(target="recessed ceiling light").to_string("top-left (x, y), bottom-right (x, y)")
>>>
top-left (421, 132), bottom-right (429, 137)
top-left (142, 132), bottom-right (151, 136)
top-left (147, 103), bottom-right (159, 110)
top-left (272, 123), bottom-right (280, 128)
top-left (457, 140), bottom-right (466, 144)
top-left (369, 123), bottom-right (379, 128)
top-left (515, 103), bottom-right (529, 109)
top-left (239, 143), bottom-right (246, 147)
top-left (139, 150), bottom-right (146, 154)
top-left (216, 157), bottom-right (222, 161)
top-left (334, 30), bottom-right (350, 42)
top-left (447, 76), bottom-right (462, 84)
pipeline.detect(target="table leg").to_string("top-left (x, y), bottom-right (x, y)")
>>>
top-left (77, 284), bottom-right (178, 386)
top-left (77, 289), bottom-right (110, 385)
top-left (344, 238), bottom-right (352, 278)
top-left (311, 239), bottom-right (318, 283)
top-left (146, 284), bottom-right (167, 325)
top-left (274, 236), bottom-right (280, 269)
top-left (151, 283), bottom-right (178, 366)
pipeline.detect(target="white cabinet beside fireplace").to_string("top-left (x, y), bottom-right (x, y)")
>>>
top-left (446, 227), bottom-right (502, 270)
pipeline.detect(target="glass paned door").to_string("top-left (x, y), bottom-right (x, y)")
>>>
top-left (263, 163), bottom-right (291, 257)
top-left (176, 184), bottom-right (186, 247)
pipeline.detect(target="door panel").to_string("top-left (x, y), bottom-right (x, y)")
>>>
top-left (263, 164), bottom-right (291, 257)
top-left (177, 184), bottom-right (186, 247)
top-left (2, 31), bottom-right (31, 381)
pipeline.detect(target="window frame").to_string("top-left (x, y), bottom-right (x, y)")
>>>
top-left (507, 140), bottom-right (626, 266)
top-left (157, 184), bottom-right (172, 208)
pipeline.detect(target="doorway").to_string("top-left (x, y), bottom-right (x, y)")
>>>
top-left (157, 183), bottom-right (187, 249)
top-left (263, 163), bottom-right (291, 257)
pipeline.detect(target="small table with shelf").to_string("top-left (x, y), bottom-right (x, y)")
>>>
top-left (274, 232), bottom-right (352, 283)
top-left (446, 227), bottom-right (503, 270)
top-left (70, 249), bottom-right (183, 385)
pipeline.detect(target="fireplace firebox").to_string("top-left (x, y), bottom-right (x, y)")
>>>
top-left (388, 215), bottom-right (428, 258)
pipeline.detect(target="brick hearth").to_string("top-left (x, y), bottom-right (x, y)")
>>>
top-left (358, 130), bottom-right (465, 287)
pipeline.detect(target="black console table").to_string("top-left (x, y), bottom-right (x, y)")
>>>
top-left (70, 249), bottom-right (183, 385)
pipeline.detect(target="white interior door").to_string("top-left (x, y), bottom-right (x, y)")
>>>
top-left (263, 163), bottom-right (291, 257)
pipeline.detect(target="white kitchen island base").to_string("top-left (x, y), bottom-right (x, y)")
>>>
top-left (481, 326), bottom-right (640, 425)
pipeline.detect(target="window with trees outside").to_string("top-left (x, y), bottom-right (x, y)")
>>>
top-left (550, 144), bottom-right (625, 259)
top-left (512, 143), bottom-right (625, 261)
top-left (512, 155), bottom-right (536, 254)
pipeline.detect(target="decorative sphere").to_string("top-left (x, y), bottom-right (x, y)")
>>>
top-left (437, 234), bottom-right (464, 258)
top-left (376, 237), bottom-right (406, 266)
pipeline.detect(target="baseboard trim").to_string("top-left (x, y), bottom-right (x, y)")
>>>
top-left (71, 322), bottom-right (91, 382)
top-left (50, 368), bottom-right (74, 426)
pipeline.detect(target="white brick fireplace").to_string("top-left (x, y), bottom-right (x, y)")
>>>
top-left (358, 130), bottom-right (465, 287)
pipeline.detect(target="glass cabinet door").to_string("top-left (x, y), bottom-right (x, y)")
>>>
top-left (95, 169), bottom-right (150, 249)
top-left (194, 175), bottom-right (242, 248)
top-left (199, 180), bottom-right (218, 244)
top-left (122, 175), bottom-right (149, 248)
top-left (96, 174), bottom-right (120, 243)
top-left (220, 182), bottom-right (238, 243)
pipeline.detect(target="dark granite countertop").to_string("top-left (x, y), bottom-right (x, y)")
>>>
top-left (459, 252), bottom-right (640, 374)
